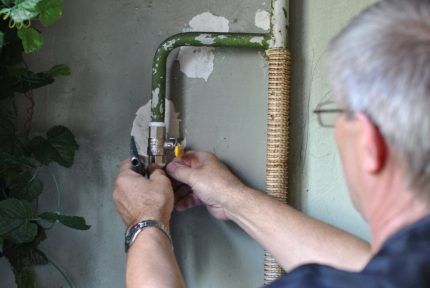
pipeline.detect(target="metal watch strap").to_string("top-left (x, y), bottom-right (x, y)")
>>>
top-left (124, 220), bottom-right (171, 252)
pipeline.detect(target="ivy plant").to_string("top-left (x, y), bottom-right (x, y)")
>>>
top-left (0, 1), bottom-right (90, 287)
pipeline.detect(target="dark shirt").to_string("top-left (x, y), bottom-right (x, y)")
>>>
top-left (267, 215), bottom-right (430, 288)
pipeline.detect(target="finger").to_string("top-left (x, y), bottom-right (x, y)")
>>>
top-left (174, 184), bottom-right (192, 202)
top-left (166, 161), bottom-right (194, 185)
top-left (171, 151), bottom-right (197, 167)
top-left (148, 163), bottom-right (165, 175)
top-left (150, 169), bottom-right (172, 188)
top-left (175, 193), bottom-right (204, 211)
top-left (170, 177), bottom-right (184, 190)
top-left (150, 168), bottom-right (167, 178)
top-left (119, 159), bottom-right (131, 172)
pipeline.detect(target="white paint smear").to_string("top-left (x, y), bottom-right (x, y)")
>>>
top-left (195, 34), bottom-right (215, 45)
top-left (162, 39), bottom-right (176, 50)
top-left (255, 9), bottom-right (270, 31)
top-left (151, 88), bottom-right (160, 110)
top-left (131, 99), bottom-right (181, 156)
top-left (178, 11), bottom-right (229, 82)
top-left (250, 36), bottom-right (264, 45)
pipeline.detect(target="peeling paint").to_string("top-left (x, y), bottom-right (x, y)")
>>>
top-left (195, 34), bottom-right (215, 45)
top-left (250, 36), bottom-right (264, 45)
top-left (178, 11), bottom-right (229, 81)
top-left (255, 9), bottom-right (270, 31)
top-left (152, 88), bottom-right (160, 109)
top-left (270, 0), bottom-right (288, 48)
top-left (131, 99), bottom-right (181, 156)
top-left (162, 39), bottom-right (177, 50)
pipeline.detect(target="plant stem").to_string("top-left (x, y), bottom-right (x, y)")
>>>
top-left (47, 166), bottom-right (61, 214)
top-left (24, 90), bottom-right (35, 134)
top-left (29, 166), bottom-right (41, 182)
top-left (47, 256), bottom-right (75, 288)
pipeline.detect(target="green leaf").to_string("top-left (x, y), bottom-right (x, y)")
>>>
top-left (46, 126), bottom-right (79, 167)
top-left (0, 31), bottom-right (4, 48)
top-left (5, 245), bottom-right (48, 272)
top-left (8, 221), bottom-right (38, 243)
top-left (0, 198), bottom-right (33, 235)
top-left (25, 178), bottom-right (43, 201)
top-left (31, 224), bottom-right (46, 247)
top-left (0, 152), bottom-right (34, 168)
top-left (0, 116), bottom-right (29, 155)
top-left (47, 64), bottom-right (70, 77)
top-left (15, 270), bottom-right (37, 288)
top-left (39, 212), bottom-right (90, 230)
top-left (17, 27), bottom-right (43, 54)
top-left (29, 126), bottom-right (78, 167)
top-left (12, 70), bottom-right (54, 93)
top-left (0, 199), bottom-right (37, 243)
top-left (28, 136), bottom-right (57, 165)
top-left (6, 63), bottom-right (68, 93)
top-left (37, 0), bottom-right (62, 26)
top-left (1, 0), bottom-right (14, 7)
top-left (8, 172), bottom-right (43, 201)
top-left (7, 0), bottom-right (42, 23)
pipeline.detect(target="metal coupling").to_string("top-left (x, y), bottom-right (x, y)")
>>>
top-left (148, 123), bottom-right (166, 166)
top-left (147, 122), bottom-right (184, 169)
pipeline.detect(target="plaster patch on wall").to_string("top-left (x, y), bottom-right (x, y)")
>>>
top-left (255, 9), bottom-right (270, 31)
top-left (178, 47), bottom-right (215, 81)
top-left (178, 12), bottom-right (229, 82)
top-left (131, 99), bottom-right (181, 156)
top-left (187, 11), bottom-right (229, 33)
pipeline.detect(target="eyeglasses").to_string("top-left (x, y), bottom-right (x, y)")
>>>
top-left (313, 101), bottom-right (345, 128)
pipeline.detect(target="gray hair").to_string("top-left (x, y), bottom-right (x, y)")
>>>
top-left (328, 0), bottom-right (430, 198)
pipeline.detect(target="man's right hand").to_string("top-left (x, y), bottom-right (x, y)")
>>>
top-left (166, 151), bottom-right (245, 220)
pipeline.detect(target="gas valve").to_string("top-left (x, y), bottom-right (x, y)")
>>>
top-left (147, 122), bottom-right (183, 168)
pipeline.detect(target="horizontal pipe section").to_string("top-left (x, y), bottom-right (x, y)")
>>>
top-left (151, 32), bottom-right (270, 122)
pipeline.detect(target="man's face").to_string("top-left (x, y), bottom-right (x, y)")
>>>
top-left (334, 113), bottom-right (366, 215)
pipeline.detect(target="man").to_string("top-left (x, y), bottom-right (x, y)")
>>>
top-left (113, 0), bottom-right (430, 286)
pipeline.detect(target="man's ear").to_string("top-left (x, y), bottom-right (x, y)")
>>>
top-left (356, 113), bottom-right (388, 173)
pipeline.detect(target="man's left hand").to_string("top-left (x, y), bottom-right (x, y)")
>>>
top-left (113, 160), bottom-right (174, 228)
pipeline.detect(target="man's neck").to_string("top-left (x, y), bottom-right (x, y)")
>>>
top-left (367, 172), bottom-right (430, 253)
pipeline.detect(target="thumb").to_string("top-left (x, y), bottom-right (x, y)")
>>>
top-left (166, 161), bottom-right (194, 185)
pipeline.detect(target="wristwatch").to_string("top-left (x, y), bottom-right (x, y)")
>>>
top-left (124, 220), bottom-right (172, 252)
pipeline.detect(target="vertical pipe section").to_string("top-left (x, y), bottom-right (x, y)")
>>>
top-left (264, 0), bottom-right (290, 284)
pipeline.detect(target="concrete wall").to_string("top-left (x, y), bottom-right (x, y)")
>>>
top-left (1, 0), bottom-right (376, 287)
top-left (288, 0), bottom-right (377, 241)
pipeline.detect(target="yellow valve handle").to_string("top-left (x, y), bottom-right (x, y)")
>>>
top-left (174, 145), bottom-right (184, 158)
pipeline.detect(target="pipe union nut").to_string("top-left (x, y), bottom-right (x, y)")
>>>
top-left (148, 125), bottom-right (166, 156)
